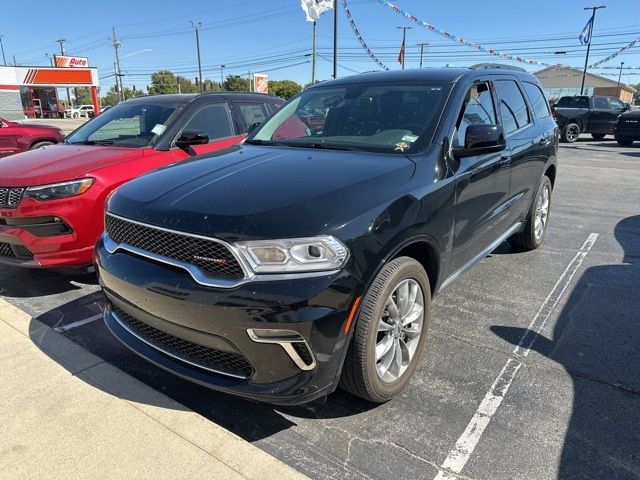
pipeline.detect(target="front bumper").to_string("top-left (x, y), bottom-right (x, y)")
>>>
top-left (614, 123), bottom-right (640, 140)
top-left (96, 237), bottom-right (360, 405)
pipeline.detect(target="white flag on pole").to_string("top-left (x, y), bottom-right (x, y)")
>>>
top-left (301, 0), bottom-right (334, 22)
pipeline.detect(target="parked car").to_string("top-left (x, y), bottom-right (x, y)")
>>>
top-left (96, 66), bottom-right (558, 405)
top-left (614, 107), bottom-right (640, 146)
top-left (0, 92), bottom-right (281, 270)
top-left (0, 118), bottom-right (64, 158)
top-left (65, 104), bottom-right (95, 118)
top-left (552, 95), bottom-right (630, 142)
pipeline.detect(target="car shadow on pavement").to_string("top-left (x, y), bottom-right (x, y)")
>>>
top-left (28, 292), bottom-right (375, 443)
top-left (0, 267), bottom-right (97, 297)
top-left (491, 215), bottom-right (640, 479)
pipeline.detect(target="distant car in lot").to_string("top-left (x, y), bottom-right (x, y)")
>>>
top-left (65, 104), bottom-right (95, 118)
top-left (614, 107), bottom-right (640, 146)
top-left (97, 66), bottom-right (558, 405)
top-left (552, 95), bottom-right (631, 142)
top-left (0, 118), bottom-right (64, 158)
top-left (0, 92), bottom-right (281, 270)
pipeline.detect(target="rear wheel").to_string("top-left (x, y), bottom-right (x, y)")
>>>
top-left (340, 256), bottom-right (431, 403)
top-left (615, 136), bottom-right (634, 146)
top-left (30, 141), bottom-right (55, 150)
top-left (591, 133), bottom-right (606, 141)
top-left (560, 122), bottom-right (580, 143)
top-left (509, 175), bottom-right (552, 250)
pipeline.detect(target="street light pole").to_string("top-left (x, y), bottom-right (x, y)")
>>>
top-left (332, 0), bottom-right (338, 79)
top-left (0, 35), bottom-right (6, 66)
top-left (220, 65), bottom-right (225, 90)
top-left (580, 5), bottom-right (606, 95)
top-left (190, 21), bottom-right (203, 93)
top-left (311, 21), bottom-right (317, 84)
top-left (56, 38), bottom-right (73, 108)
top-left (417, 42), bottom-right (429, 68)
top-left (616, 61), bottom-right (625, 89)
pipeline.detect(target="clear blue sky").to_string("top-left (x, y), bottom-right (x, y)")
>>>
top-left (2, 0), bottom-right (639, 92)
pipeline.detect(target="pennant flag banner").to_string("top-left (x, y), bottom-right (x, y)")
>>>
top-left (342, 0), bottom-right (390, 71)
top-left (588, 37), bottom-right (640, 68)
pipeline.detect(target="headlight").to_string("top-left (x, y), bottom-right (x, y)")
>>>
top-left (24, 178), bottom-right (94, 201)
top-left (236, 236), bottom-right (348, 273)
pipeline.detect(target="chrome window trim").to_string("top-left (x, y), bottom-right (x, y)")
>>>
top-left (110, 310), bottom-right (250, 379)
top-left (104, 212), bottom-right (339, 288)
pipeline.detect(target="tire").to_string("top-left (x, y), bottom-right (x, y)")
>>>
top-left (509, 175), bottom-right (552, 250)
top-left (30, 141), bottom-right (55, 150)
top-left (339, 256), bottom-right (431, 403)
top-left (615, 136), bottom-right (634, 146)
top-left (591, 133), bottom-right (606, 141)
top-left (560, 122), bottom-right (581, 143)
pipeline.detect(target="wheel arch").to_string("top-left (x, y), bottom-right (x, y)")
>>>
top-left (29, 138), bottom-right (58, 149)
top-left (544, 163), bottom-right (557, 188)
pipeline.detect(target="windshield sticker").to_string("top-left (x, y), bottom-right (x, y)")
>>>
top-left (394, 141), bottom-right (409, 152)
top-left (401, 134), bottom-right (419, 143)
top-left (151, 124), bottom-right (166, 135)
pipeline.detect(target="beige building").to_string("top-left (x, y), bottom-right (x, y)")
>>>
top-left (534, 66), bottom-right (636, 104)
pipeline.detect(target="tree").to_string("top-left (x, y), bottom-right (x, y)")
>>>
top-left (224, 75), bottom-right (250, 91)
top-left (74, 87), bottom-right (92, 106)
top-left (148, 70), bottom-right (178, 95)
top-left (632, 83), bottom-right (640, 104)
top-left (269, 80), bottom-right (302, 99)
top-left (101, 85), bottom-right (145, 106)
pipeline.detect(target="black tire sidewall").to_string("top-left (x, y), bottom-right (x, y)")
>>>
top-left (562, 123), bottom-right (580, 143)
top-left (358, 257), bottom-right (431, 401)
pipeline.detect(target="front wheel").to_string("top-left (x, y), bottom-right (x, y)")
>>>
top-left (615, 135), bottom-right (634, 146)
top-left (30, 141), bottom-right (55, 150)
top-left (591, 133), bottom-right (606, 141)
top-left (509, 175), bottom-right (552, 250)
top-left (339, 256), bottom-right (431, 403)
top-left (561, 122), bottom-right (580, 143)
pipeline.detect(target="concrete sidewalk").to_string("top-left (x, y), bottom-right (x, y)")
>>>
top-left (0, 299), bottom-right (308, 480)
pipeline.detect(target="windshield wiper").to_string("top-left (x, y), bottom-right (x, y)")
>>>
top-left (244, 139), bottom-right (279, 146)
top-left (306, 142), bottom-right (365, 152)
top-left (67, 140), bottom-right (115, 146)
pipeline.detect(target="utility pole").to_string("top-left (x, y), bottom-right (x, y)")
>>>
top-left (397, 26), bottom-right (411, 70)
top-left (616, 61), bottom-right (625, 89)
top-left (311, 21), bottom-right (317, 84)
top-left (56, 38), bottom-right (72, 107)
top-left (12, 54), bottom-right (16, 66)
top-left (417, 42), bottom-right (429, 68)
top-left (109, 28), bottom-right (124, 102)
top-left (190, 21), bottom-right (203, 93)
top-left (332, 0), bottom-right (338, 79)
top-left (580, 5), bottom-right (606, 95)
top-left (0, 35), bottom-right (6, 66)
top-left (220, 65), bottom-right (225, 90)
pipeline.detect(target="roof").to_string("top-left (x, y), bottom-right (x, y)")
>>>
top-left (534, 66), bottom-right (637, 93)
top-left (124, 92), bottom-right (281, 105)
top-left (312, 66), bottom-right (540, 87)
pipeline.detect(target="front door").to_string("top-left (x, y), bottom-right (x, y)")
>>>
top-left (591, 96), bottom-right (620, 133)
top-left (449, 80), bottom-right (512, 274)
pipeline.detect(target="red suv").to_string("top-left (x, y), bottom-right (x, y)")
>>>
top-left (0, 118), bottom-right (65, 158)
top-left (0, 92), bottom-right (281, 271)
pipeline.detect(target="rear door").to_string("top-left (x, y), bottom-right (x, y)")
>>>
top-left (449, 79), bottom-right (512, 274)
top-left (0, 120), bottom-right (18, 157)
top-left (590, 96), bottom-right (618, 133)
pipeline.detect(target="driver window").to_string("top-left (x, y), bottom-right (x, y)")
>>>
top-left (454, 83), bottom-right (496, 148)
top-left (180, 103), bottom-right (234, 142)
top-left (593, 97), bottom-right (609, 109)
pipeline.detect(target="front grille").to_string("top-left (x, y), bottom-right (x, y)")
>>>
top-left (105, 214), bottom-right (245, 279)
top-left (0, 187), bottom-right (25, 209)
top-left (0, 242), bottom-right (34, 259)
top-left (111, 306), bottom-right (253, 379)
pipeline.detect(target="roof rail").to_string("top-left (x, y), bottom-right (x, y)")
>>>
top-left (469, 63), bottom-right (527, 72)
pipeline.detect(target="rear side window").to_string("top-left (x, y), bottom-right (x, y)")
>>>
top-left (495, 80), bottom-right (531, 135)
top-left (454, 82), bottom-right (496, 148)
top-left (556, 97), bottom-right (588, 108)
top-left (236, 103), bottom-right (269, 133)
top-left (523, 82), bottom-right (551, 120)
top-left (181, 103), bottom-right (234, 141)
top-left (593, 97), bottom-right (609, 109)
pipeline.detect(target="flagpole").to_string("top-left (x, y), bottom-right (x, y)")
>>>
top-left (580, 5), bottom-right (606, 95)
top-left (333, 0), bottom-right (338, 79)
top-left (397, 26), bottom-right (411, 70)
top-left (312, 21), bottom-right (317, 84)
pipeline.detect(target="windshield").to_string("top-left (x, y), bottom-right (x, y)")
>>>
top-left (65, 100), bottom-right (184, 147)
top-left (248, 82), bottom-right (449, 154)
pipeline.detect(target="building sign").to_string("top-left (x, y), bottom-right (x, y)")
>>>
top-left (0, 65), bottom-right (99, 88)
top-left (253, 73), bottom-right (268, 94)
top-left (54, 55), bottom-right (89, 68)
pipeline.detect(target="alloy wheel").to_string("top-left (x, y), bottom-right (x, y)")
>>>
top-left (375, 279), bottom-right (424, 383)
top-left (534, 185), bottom-right (550, 241)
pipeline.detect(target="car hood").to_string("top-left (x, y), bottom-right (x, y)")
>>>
top-left (17, 123), bottom-right (60, 131)
top-left (108, 145), bottom-right (416, 240)
top-left (620, 109), bottom-right (640, 118)
top-left (0, 144), bottom-right (146, 186)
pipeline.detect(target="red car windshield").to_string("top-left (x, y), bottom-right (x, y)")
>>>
top-left (65, 101), bottom-right (184, 148)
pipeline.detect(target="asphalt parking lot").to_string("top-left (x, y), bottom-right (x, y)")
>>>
top-left (1, 136), bottom-right (639, 480)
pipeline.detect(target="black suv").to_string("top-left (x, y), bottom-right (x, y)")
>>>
top-left (96, 66), bottom-right (558, 405)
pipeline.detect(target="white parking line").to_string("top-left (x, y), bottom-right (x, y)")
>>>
top-left (53, 313), bottom-right (103, 333)
top-left (433, 233), bottom-right (599, 480)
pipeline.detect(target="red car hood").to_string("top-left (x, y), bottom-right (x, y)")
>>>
top-left (0, 144), bottom-right (147, 187)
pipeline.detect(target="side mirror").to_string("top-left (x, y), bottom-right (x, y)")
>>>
top-left (623, 103), bottom-right (631, 112)
top-left (248, 121), bottom-right (262, 133)
top-left (176, 130), bottom-right (209, 149)
top-left (452, 124), bottom-right (506, 158)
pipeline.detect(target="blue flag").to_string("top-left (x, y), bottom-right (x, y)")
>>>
top-left (579, 17), bottom-right (593, 46)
